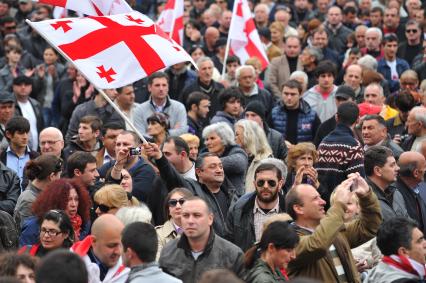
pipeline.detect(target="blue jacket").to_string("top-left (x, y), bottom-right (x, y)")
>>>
top-left (377, 58), bottom-right (410, 93)
top-left (270, 99), bottom-right (320, 143)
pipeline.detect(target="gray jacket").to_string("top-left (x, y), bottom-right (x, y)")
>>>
top-left (133, 97), bottom-right (188, 137)
top-left (159, 230), bottom-right (245, 283)
top-left (363, 261), bottom-right (420, 283)
top-left (126, 262), bottom-right (182, 283)
top-left (220, 145), bottom-right (248, 196)
top-left (14, 182), bottom-right (40, 227)
top-left (303, 85), bottom-right (338, 122)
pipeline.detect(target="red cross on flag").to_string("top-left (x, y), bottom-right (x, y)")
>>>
top-left (228, 0), bottom-right (269, 70)
top-left (26, 12), bottom-right (194, 89)
top-left (34, 0), bottom-right (132, 16)
top-left (156, 0), bottom-right (184, 45)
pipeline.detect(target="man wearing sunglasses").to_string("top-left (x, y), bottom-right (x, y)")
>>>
top-left (225, 162), bottom-right (287, 252)
top-left (397, 20), bottom-right (422, 66)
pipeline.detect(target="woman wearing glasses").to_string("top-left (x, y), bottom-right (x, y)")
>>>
top-left (18, 210), bottom-right (75, 257)
top-left (14, 155), bottom-right (62, 227)
top-left (93, 184), bottom-right (139, 217)
top-left (19, 179), bottom-right (91, 247)
top-left (155, 187), bottom-right (193, 258)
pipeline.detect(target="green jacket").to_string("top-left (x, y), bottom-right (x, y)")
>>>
top-left (246, 259), bottom-right (287, 283)
top-left (287, 190), bottom-right (382, 283)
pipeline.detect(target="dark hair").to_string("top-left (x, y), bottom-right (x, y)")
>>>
top-left (32, 179), bottom-right (91, 223)
top-left (195, 152), bottom-right (219, 169)
top-left (395, 91), bottom-right (416, 112)
top-left (364, 146), bottom-right (394, 176)
top-left (66, 151), bottom-right (97, 177)
top-left (25, 155), bottom-right (62, 181)
top-left (163, 187), bottom-right (193, 220)
top-left (218, 86), bottom-right (243, 110)
top-left (377, 217), bottom-right (418, 256)
top-left (245, 221), bottom-right (299, 268)
top-left (343, 5), bottom-right (357, 15)
top-left (186, 91), bottom-right (210, 111)
top-left (164, 136), bottom-right (190, 155)
top-left (285, 187), bottom-right (303, 220)
top-left (5, 45), bottom-right (21, 55)
top-left (122, 222), bottom-right (157, 263)
top-left (148, 71), bottom-right (169, 85)
top-left (349, 47), bottom-right (361, 55)
top-left (147, 112), bottom-right (170, 130)
top-left (282, 79), bottom-right (303, 95)
top-left (119, 130), bottom-right (141, 146)
top-left (314, 60), bottom-right (337, 78)
top-left (101, 122), bottom-right (125, 137)
top-left (199, 269), bottom-right (244, 283)
top-left (79, 115), bottom-right (102, 132)
top-left (35, 249), bottom-right (88, 283)
top-left (383, 33), bottom-right (398, 44)
top-left (116, 84), bottom-right (133, 95)
top-left (41, 210), bottom-right (75, 247)
top-left (0, 253), bottom-right (37, 277)
top-left (5, 116), bottom-right (30, 136)
top-left (371, 6), bottom-right (384, 15)
top-left (254, 163), bottom-right (282, 181)
top-left (184, 196), bottom-right (213, 214)
top-left (337, 102), bottom-right (359, 125)
top-left (362, 114), bottom-right (387, 128)
top-left (226, 55), bottom-right (241, 65)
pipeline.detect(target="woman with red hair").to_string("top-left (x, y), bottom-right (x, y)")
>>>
top-left (19, 178), bottom-right (91, 247)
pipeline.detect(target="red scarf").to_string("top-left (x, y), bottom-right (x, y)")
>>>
top-left (70, 214), bottom-right (83, 240)
top-left (382, 255), bottom-right (425, 278)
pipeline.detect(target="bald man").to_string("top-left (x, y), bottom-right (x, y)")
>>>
top-left (396, 151), bottom-right (426, 234)
top-left (71, 214), bottom-right (129, 283)
top-left (39, 127), bottom-right (64, 157)
top-left (203, 27), bottom-right (220, 57)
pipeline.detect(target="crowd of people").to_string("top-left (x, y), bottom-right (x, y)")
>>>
top-left (0, 0), bottom-right (425, 282)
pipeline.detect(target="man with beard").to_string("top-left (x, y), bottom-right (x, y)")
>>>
top-left (225, 163), bottom-right (286, 251)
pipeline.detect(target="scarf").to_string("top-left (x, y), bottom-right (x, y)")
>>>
top-left (70, 214), bottom-right (83, 240)
top-left (382, 255), bottom-right (426, 278)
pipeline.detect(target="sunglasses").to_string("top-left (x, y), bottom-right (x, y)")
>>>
top-left (256, 179), bottom-right (277, 187)
top-left (94, 203), bottom-right (115, 213)
top-left (168, 198), bottom-right (186, 207)
top-left (406, 29), bottom-right (418, 33)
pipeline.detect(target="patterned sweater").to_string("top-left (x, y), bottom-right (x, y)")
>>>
top-left (316, 123), bottom-right (365, 204)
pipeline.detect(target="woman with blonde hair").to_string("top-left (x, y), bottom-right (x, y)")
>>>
top-left (93, 184), bottom-right (139, 217)
top-left (235, 119), bottom-right (272, 193)
top-left (269, 21), bottom-right (285, 52)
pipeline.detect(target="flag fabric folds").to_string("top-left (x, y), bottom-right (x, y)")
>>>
top-left (34, 0), bottom-right (132, 16)
top-left (228, 0), bottom-right (269, 70)
top-left (27, 11), bottom-right (194, 89)
top-left (156, 0), bottom-right (184, 45)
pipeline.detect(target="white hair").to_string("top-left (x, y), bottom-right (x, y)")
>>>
top-left (289, 71), bottom-right (308, 89)
top-left (235, 65), bottom-right (256, 80)
top-left (254, 3), bottom-right (270, 15)
top-left (115, 204), bottom-right (152, 226)
top-left (410, 106), bottom-right (426, 127)
top-left (358, 54), bottom-right (378, 70)
top-left (258, 158), bottom-right (288, 181)
top-left (202, 122), bottom-right (235, 147)
top-left (365, 27), bottom-right (383, 41)
top-left (196, 56), bottom-right (214, 69)
top-left (39, 127), bottom-right (64, 141)
top-left (234, 119), bottom-right (272, 157)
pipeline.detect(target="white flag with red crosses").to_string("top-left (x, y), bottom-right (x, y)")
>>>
top-left (26, 12), bottom-right (194, 89)
top-left (156, 0), bottom-right (184, 45)
top-left (228, 0), bottom-right (268, 70)
top-left (33, 0), bottom-right (132, 16)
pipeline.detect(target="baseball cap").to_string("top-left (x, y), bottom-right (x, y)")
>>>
top-left (0, 91), bottom-right (14, 104)
top-left (358, 102), bottom-right (382, 117)
top-left (335, 85), bottom-right (356, 100)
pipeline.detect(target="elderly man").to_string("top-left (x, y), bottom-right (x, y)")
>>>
top-left (71, 214), bottom-right (129, 283)
top-left (39, 127), bottom-right (64, 158)
top-left (299, 46), bottom-right (323, 89)
top-left (286, 174), bottom-right (381, 282)
top-left (343, 64), bottom-right (364, 103)
top-left (401, 106), bottom-right (426, 152)
top-left (395, 152), bottom-right (426, 234)
top-left (362, 27), bottom-right (384, 60)
top-left (266, 36), bottom-right (303, 99)
top-left (180, 57), bottom-right (224, 119)
top-left (253, 3), bottom-right (269, 29)
top-left (236, 65), bottom-right (274, 111)
top-left (159, 197), bottom-right (245, 283)
top-left (363, 83), bottom-right (398, 120)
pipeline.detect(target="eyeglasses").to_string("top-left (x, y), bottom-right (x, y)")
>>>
top-left (256, 179), bottom-right (277, 187)
top-left (406, 29), bottom-right (418, 33)
top-left (168, 198), bottom-right (186, 207)
top-left (40, 228), bottom-right (62, 237)
top-left (40, 140), bottom-right (61, 146)
top-left (94, 202), bottom-right (115, 213)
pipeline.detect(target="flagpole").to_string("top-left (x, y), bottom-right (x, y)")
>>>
top-left (221, 33), bottom-right (231, 80)
top-left (26, 18), bottom-right (149, 144)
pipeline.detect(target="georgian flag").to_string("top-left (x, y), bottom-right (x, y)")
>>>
top-left (156, 0), bottom-right (184, 45)
top-left (228, 0), bottom-right (269, 70)
top-left (26, 11), bottom-right (194, 89)
top-left (34, 0), bottom-right (132, 16)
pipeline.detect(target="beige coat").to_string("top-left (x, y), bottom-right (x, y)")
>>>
top-left (155, 220), bottom-right (179, 260)
top-left (266, 54), bottom-right (303, 99)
